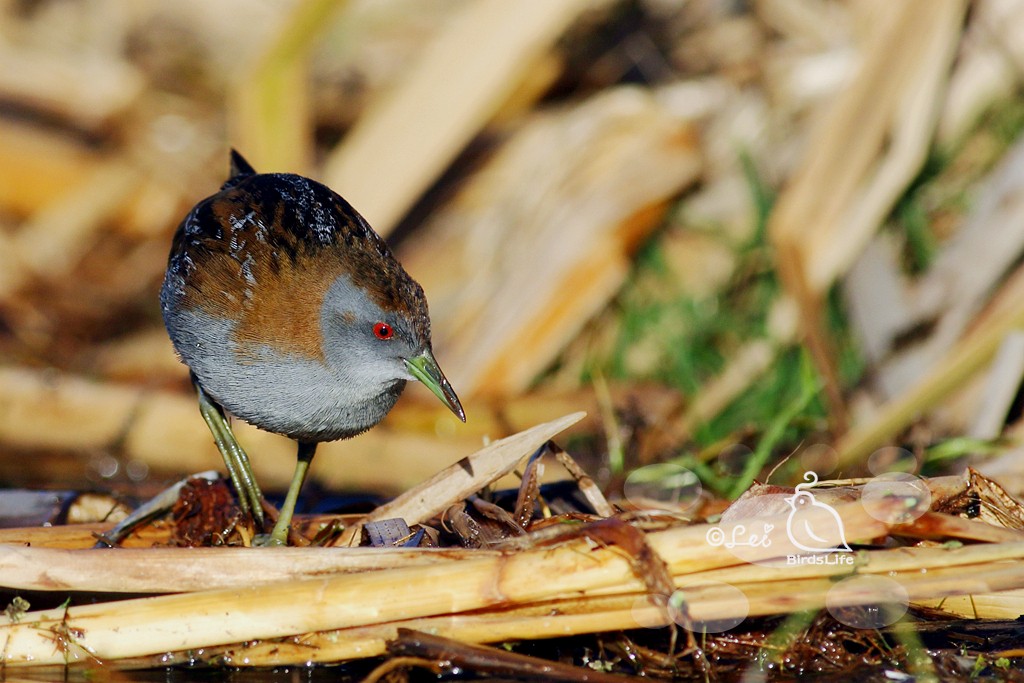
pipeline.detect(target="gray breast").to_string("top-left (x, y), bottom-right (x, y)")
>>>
top-left (162, 306), bottom-right (406, 442)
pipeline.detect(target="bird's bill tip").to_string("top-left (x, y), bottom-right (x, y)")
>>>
top-left (404, 352), bottom-right (466, 422)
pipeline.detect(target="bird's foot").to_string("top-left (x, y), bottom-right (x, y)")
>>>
top-left (251, 514), bottom-right (292, 546)
top-left (247, 442), bottom-right (315, 547)
top-left (252, 532), bottom-right (287, 547)
top-left (194, 381), bottom-right (266, 526)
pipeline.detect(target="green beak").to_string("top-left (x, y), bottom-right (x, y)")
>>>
top-left (405, 350), bottom-right (466, 422)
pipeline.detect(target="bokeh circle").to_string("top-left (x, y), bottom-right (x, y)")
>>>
top-left (623, 463), bottom-right (702, 513)
top-left (825, 575), bottom-right (909, 629)
top-left (669, 581), bottom-right (749, 633)
top-left (861, 472), bottom-right (931, 524)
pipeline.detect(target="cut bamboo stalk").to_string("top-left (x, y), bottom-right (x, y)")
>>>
top-left (0, 120), bottom-right (100, 217)
top-left (969, 333), bottom-right (1024, 439)
top-left (321, 0), bottom-right (591, 235)
top-left (337, 412), bottom-right (588, 544)
top-left (892, 511), bottom-right (1024, 544)
top-left (0, 43), bottom-right (143, 131)
top-left (0, 545), bottom-right (487, 593)
top-left (0, 498), bottom-right (899, 665)
top-left (937, 0), bottom-right (1024, 144)
top-left (694, 540), bottom-right (1024, 586)
top-left (863, 137), bottom-right (1024, 401)
top-left (0, 159), bottom-right (142, 301)
top-left (45, 552), bottom-right (1024, 668)
top-left (13, 161), bottom-right (139, 275)
top-left (66, 595), bottom-right (679, 668)
top-left (771, 0), bottom-right (968, 296)
top-left (837, 176), bottom-right (1024, 468)
top-left (91, 329), bottom-right (184, 382)
top-left (4, 520), bottom-right (1023, 596)
top-left (193, 564), bottom-right (1024, 666)
top-left (769, 0), bottom-right (968, 428)
top-left (725, 562), bottom-right (1024, 620)
top-left (0, 522), bottom-right (160, 550)
top-left (835, 295), bottom-right (1024, 470)
top-left (230, 0), bottom-right (347, 174)
top-left (0, 367), bottom-right (141, 452)
top-left (916, 590), bottom-right (1024, 620)
top-left (401, 86), bottom-right (702, 396)
top-left (233, 563), bottom-right (1022, 664)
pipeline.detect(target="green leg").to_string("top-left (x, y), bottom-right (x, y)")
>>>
top-left (194, 380), bottom-right (265, 526)
top-left (258, 442), bottom-right (317, 546)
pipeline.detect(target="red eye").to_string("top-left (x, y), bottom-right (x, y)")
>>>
top-left (373, 322), bottom-right (394, 340)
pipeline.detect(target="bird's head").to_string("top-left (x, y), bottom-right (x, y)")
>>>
top-left (320, 269), bottom-right (465, 422)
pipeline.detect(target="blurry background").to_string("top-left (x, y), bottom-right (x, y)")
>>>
top-left (2, 0), bottom-right (1023, 503)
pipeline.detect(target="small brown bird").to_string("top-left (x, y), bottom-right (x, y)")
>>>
top-left (160, 151), bottom-right (465, 545)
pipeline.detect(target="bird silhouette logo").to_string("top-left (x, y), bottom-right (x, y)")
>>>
top-left (784, 472), bottom-right (852, 553)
